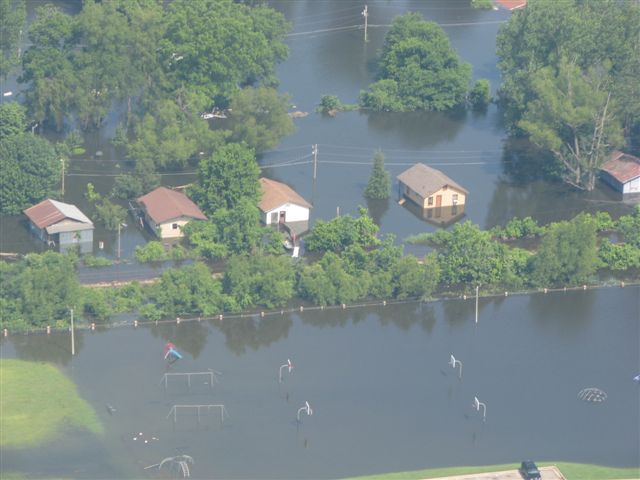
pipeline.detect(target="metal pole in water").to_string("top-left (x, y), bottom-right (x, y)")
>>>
top-left (474, 285), bottom-right (479, 324)
top-left (70, 308), bottom-right (75, 356)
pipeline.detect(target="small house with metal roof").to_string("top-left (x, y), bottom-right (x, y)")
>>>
top-left (258, 178), bottom-right (311, 226)
top-left (600, 151), bottom-right (640, 196)
top-left (23, 199), bottom-right (94, 251)
top-left (397, 163), bottom-right (468, 225)
top-left (137, 187), bottom-right (207, 239)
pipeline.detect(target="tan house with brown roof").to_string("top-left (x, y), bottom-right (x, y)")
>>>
top-left (258, 178), bottom-right (311, 225)
top-left (137, 187), bottom-right (207, 239)
top-left (23, 199), bottom-right (94, 253)
top-left (397, 163), bottom-right (468, 225)
top-left (600, 150), bottom-right (640, 196)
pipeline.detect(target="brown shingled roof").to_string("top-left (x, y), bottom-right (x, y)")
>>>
top-left (601, 151), bottom-right (640, 184)
top-left (258, 178), bottom-right (312, 212)
top-left (397, 163), bottom-right (468, 197)
top-left (137, 187), bottom-right (207, 224)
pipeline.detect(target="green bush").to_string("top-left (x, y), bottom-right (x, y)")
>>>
top-left (82, 255), bottom-right (113, 268)
top-left (135, 241), bottom-right (168, 263)
top-left (468, 79), bottom-right (491, 108)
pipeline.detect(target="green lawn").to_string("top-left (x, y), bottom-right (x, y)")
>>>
top-left (345, 462), bottom-right (640, 480)
top-left (0, 358), bottom-right (103, 448)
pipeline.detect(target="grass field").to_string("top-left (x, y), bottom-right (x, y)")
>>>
top-left (345, 462), bottom-right (640, 480)
top-left (0, 358), bottom-right (103, 448)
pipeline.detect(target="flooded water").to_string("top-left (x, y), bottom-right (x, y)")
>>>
top-left (1, 3), bottom-right (639, 477)
top-left (0, 0), bottom-right (634, 259)
top-left (2, 287), bottom-right (639, 478)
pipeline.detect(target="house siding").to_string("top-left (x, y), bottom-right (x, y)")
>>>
top-left (401, 184), bottom-right (466, 209)
top-left (154, 217), bottom-right (194, 239)
top-left (623, 177), bottom-right (640, 194)
top-left (262, 203), bottom-right (310, 225)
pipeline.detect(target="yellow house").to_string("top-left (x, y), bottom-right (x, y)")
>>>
top-left (137, 187), bottom-right (207, 239)
top-left (397, 163), bottom-right (468, 226)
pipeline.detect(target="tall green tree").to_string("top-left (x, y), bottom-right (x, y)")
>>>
top-left (159, 0), bottom-right (290, 107)
top-left (529, 213), bottom-right (599, 287)
top-left (364, 150), bottom-right (391, 199)
top-left (0, 252), bottom-right (80, 331)
top-left (0, 0), bottom-right (26, 79)
top-left (497, 0), bottom-right (640, 149)
top-left (519, 59), bottom-right (623, 190)
top-left (190, 143), bottom-right (261, 215)
top-left (0, 102), bottom-right (27, 137)
top-left (228, 87), bottom-right (295, 152)
top-left (0, 133), bottom-right (61, 214)
top-left (305, 208), bottom-right (380, 253)
top-left (360, 13), bottom-right (471, 112)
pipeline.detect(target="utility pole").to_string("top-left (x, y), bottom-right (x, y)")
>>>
top-left (475, 285), bottom-right (479, 324)
top-left (60, 159), bottom-right (65, 197)
top-left (70, 308), bottom-right (75, 356)
top-left (312, 144), bottom-right (318, 180)
top-left (117, 223), bottom-right (122, 260)
top-left (362, 5), bottom-right (369, 43)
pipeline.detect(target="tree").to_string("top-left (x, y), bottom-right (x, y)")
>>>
top-left (0, 252), bottom-right (80, 331)
top-left (528, 213), bottom-right (599, 287)
top-left (428, 221), bottom-right (521, 288)
top-left (159, 0), bottom-right (290, 106)
top-left (364, 150), bottom-right (391, 199)
top-left (227, 87), bottom-right (295, 152)
top-left (0, 102), bottom-right (27, 138)
top-left (94, 199), bottom-right (126, 231)
top-left (0, 0), bottom-right (26, 79)
top-left (519, 59), bottom-right (623, 190)
top-left (19, 4), bottom-right (77, 130)
top-left (305, 208), bottom-right (380, 253)
top-left (497, 0), bottom-right (640, 148)
top-left (360, 13), bottom-right (471, 112)
top-left (148, 263), bottom-right (227, 318)
top-left (190, 143), bottom-right (261, 215)
top-left (0, 133), bottom-right (60, 214)
top-left (468, 79), bottom-right (491, 109)
top-left (223, 255), bottom-right (295, 309)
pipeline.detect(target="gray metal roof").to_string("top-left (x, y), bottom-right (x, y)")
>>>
top-left (396, 163), bottom-right (468, 197)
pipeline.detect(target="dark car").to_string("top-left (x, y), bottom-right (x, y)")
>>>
top-left (519, 460), bottom-right (541, 480)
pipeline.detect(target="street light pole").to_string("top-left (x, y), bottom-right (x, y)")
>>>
top-left (70, 307), bottom-right (75, 356)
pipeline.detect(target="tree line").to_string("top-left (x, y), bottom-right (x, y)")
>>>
top-left (2, 207), bottom-right (638, 333)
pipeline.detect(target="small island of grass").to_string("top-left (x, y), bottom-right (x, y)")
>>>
top-left (0, 359), bottom-right (103, 448)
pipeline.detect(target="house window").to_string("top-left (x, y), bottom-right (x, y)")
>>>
top-left (427, 196), bottom-right (433, 206)
top-left (172, 223), bottom-right (179, 230)
top-left (452, 193), bottom-right (458, 205)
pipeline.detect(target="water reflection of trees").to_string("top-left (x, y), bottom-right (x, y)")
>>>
top-left (213, 315), bottom-right (293, 355)
top-left (10, 332), bottom-right (83, 365)
top-left (365, 198), bottom-right (389, 226)
top-left (150, 322), bottom-right (210, 359)
top-left (528, 290), bottom-right (595, 332)
top-left (366, 110), bottom-right (465, 148)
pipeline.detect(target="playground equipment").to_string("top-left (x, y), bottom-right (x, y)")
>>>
top-left (164, 342), bottom-right (183, 362)
top-left (279, 358), bottom-right (293, 383)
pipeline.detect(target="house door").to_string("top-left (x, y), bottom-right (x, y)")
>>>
top-left (279, 211), bottom-right (286, 223)
top-left (435, 195), bottom-right (442, 218)
top-left (270, 212), bottom-right (279, 224)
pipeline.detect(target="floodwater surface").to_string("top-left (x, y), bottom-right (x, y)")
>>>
top-left (2, 287), bottom-right (639, 478)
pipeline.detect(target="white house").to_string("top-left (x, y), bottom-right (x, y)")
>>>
top-left (258, 178), bottom-right (311, 225)
top-left (137, 187), bottom-right (207, 239)
top-left (23, 199), bottom-right (94, 253)
top-left (600, 151), bottom-right (640, 196)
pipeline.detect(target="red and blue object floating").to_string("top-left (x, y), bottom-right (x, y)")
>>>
top-left (164, 342), bottom-right (183, 361)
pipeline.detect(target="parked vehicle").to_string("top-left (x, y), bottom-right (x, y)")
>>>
top-left (519, 460), bottom-right (541, 479)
